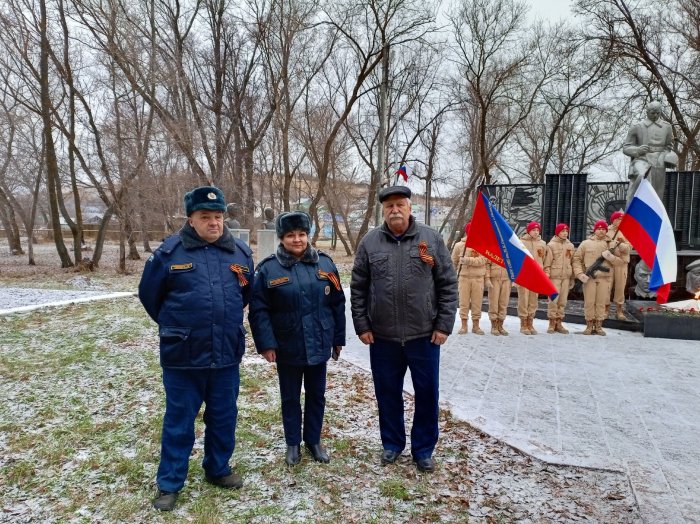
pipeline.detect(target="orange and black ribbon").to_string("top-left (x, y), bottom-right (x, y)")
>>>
top-left (318, 270), bottom-right (342, 291)
top-left (229, 264), bottom-right (250, 286)
top-left (418, 241), bottom-right (435, 267)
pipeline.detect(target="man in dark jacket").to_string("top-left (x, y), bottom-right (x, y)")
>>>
top-left (350, 186), bottom-right (458, 473)
top-left (139, 186), bottom-right (254, 511)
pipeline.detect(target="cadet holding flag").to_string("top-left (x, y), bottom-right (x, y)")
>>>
top-left (606, 211), bottom-right (632, 320)
top-left (517, 222), bottom-right (547, 335)
top-left (451, 222), bottom-right (489, 335)
top-left (139, 186), bottom-right (254, 511)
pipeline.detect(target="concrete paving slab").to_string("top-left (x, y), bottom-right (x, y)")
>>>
top-left (342, 293), bottom-right (700, 523)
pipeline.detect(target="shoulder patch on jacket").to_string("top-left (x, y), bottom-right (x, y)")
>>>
top-left (170, 262), bottom-right (193, 271)
top-left (269, 276), bottom-right (290, 287)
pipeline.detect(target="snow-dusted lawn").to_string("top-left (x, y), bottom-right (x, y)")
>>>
top-left (0, 296), bottom-right (640, 523)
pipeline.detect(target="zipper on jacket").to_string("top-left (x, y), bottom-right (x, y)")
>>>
top-left (396, 238), bottom-right (406, 346)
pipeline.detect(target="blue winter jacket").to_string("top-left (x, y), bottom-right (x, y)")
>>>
top-left (138, 223), bottom-right (254, 369)
top-left (248, 245), bottom-right (346, 366)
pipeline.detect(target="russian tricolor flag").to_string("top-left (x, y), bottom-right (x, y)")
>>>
top-left (467, 191), bottom-right (559, 299)
top-left (395, 164), bottom-right (411, 182)
top-left (619, 178), bottom-right (677, 304)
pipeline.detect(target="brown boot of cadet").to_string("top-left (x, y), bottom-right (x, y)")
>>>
top-left (594, 320), bottom-right (606, 336)
top-left (490, 320), bottom-right (500, 336)
top-left (582, 321), bottom-right (594, 335)
top-left (547, 318), bottom-right (556, 334)
top-left (554, 318), bottom-right (569, 334)
top-left (615, 305), bottom-right (626, 321)
top-left (498, 319), bottom-right (509, 336)
top-left (527, 316), bottom-right (538, 335)
top-left (472, 319), bottom-right (485, 335)
top-left (519, 317), bottom-right (531, 335)
top-left (458, 319), bottom-right (468, 335)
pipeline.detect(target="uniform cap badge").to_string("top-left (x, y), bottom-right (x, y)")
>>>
top-left (207, 192), bottom-right (217, 200)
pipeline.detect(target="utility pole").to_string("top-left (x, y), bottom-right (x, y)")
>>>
top-left (374, 42), bottom-right (390, 227)
top-left (425, 178), bottom-right (432, 226)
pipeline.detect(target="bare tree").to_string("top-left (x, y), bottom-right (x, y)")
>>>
top-left (0, 99), bottom-right (25, 255)
top-left (449, 0), bottom-right (553, 185)
top-left (575, 0), bottom-right (700, 168)
top-left (302, 0), bottom-right (437, 244)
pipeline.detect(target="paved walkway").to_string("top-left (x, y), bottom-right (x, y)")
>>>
top-left (342, 302), bottom-right (700, 523)
top-left (0, 288), bottom-right (134, 316)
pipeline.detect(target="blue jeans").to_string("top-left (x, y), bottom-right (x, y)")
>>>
top-left (369, 337), bottom-right (440, 460)
top-left (276, 362), bottom-right (327, 446)
top-left (157, 366), bottom-right (239, 492)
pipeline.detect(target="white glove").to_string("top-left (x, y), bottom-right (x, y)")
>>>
top-left (485, 280), bottom-right (493, 290)
top-left (601, 250), bottom-right (615, 261)
top-left (577, 274), bottom-right (590, 283)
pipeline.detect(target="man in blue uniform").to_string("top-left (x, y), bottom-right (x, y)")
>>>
top-left (139, 186), bottom-right (254, 511)
top-left (350, 186), bottom-right (458, 473)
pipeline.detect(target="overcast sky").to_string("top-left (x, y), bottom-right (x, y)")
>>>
top-left (528, 0), bottom-right (573, 22)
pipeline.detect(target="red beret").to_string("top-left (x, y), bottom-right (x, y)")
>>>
top-left (555, 223), bottom-right (569, 236)
top-left (464, 222), bottom-right (471, 235)
top-left (526, 221), bottom-right (541, 233)
top-left (611, 211), bottom-right (624, 222)
top-left (594, 220), bottom-right (608, 231)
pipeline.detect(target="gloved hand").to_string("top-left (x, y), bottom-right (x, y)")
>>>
top-left (577, 273), bottom-right (590, 283)
top-left (601, 250), bottom-right (615, 261)
top-left (485, 279), bottom-right (493, 289)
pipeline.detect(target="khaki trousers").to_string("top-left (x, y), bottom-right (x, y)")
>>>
top-left (583, 277), bottom-right (612, 321)
top-left (609, 265), bottom-right (628, 306)
top-left (459, 277), bottom-right (485, 320)
top-left (517, 287), bottom-right (538, 318)
top-left (547, 278), bottom-right (570, 319)
top-left (488, 280), bottom-right (511, 321)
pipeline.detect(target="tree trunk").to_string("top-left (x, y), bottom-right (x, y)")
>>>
top-left (25, 164), bottom-right (43, 266)
top-left (118, 218), bottom-right (126, 273)
top-left (140, 213), bottom-right (152, 253)
top-left (123, 215), bottom-right (141, 260)
top-left (40, 0), bottom-right (72, 268)
top-left (91, 207), bottom-right (114, 268)
top-left (0, 190), bottom-right (23, 254)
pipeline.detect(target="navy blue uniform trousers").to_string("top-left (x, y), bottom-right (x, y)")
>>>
top-left (157, 366), bottom-right (239, 493)
top-left (369, 336), bottom-right (440, 460)
top-left (276, 362), bottom-right (327, 446)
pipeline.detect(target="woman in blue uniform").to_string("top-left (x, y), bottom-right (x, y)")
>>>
top-left (249, 211), bottom-right (345, 466)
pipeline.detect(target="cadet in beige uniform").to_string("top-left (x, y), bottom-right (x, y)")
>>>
top-left (487, 261), bottom-right (512, 336)
top-left (517, 221), bottom-right (547, 335)
top-left (543, 223), bottom-right (575, 334)
top-left (451, 222), bottom-right (488, 335)
top-left (573, 220), bottom-right (624, 335)
top-left (606, 211), bottom-right (632, 320)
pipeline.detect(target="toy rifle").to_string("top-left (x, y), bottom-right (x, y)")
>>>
top-left (572, 236), bottom-right (622, 293)
top-left (456, 240), bottom-right (468, 278)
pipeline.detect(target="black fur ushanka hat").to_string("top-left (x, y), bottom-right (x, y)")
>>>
top-left (276, 211), bottom-right (311, 238)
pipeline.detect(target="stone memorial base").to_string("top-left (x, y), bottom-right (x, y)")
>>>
top-left (627, 300), bottom-right (700, 340)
